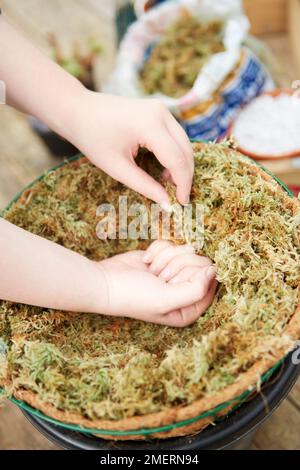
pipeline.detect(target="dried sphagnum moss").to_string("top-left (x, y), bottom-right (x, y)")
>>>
top-left (140, 14), bottom-right (224, 98)
top-left (0, 142), bottom-right (299, 421)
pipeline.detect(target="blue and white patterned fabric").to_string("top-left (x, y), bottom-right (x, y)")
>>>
top-left (182, 49), bottom-right (272, 141)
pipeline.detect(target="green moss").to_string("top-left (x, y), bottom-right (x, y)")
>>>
top-left (0, 142), bottom-right (299, 421)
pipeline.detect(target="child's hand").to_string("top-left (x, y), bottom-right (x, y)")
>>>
top-left (0, 222), bottom-right (216, 328)
top-left (66, 92), bottom-right (193, 209)
top-left (1, 17), bottom-right (193, 208)
top-left (97, 241), bottom-right (217, 327)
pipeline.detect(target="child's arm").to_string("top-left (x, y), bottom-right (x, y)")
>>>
top-left (0, 219), bottom-right (216, 327)
top-left (0, 218), bottom-right (107, 314)
top-left (0, 14), bottom-right (193, 208)
top-left (0, 15), bottom-right (215, 326)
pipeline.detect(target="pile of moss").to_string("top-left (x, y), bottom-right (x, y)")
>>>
top-left (0, 142), bottom-right (299, 421)
top-left (140, 14), bottom-right (224, 98)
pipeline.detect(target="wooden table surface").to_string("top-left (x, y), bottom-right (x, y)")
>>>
top-left (0, 0), bottom-right (299, 450)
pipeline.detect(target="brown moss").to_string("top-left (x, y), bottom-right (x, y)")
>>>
top-left (140, 13), bottom-right (224, 98)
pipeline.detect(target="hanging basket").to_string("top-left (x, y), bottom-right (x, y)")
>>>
top-left (1, 141), bottom-right (300, 440)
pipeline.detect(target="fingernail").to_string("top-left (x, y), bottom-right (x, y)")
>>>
top-left (143, 252), bottom-right (152, 263)
top-left (160, 269), bottom-right (170, 279)
top-left (206, 266), bottom-right (216, 279)
top-left (160, 200), bottom-right (173, 213)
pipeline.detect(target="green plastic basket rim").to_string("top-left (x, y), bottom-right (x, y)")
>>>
top-left (0, 140), bottom-right (294, 436)
top-left (3, 359), bottom-right (283, 436)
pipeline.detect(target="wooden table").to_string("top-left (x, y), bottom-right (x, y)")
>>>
top-left (0, 0), bottom-right (299, 450)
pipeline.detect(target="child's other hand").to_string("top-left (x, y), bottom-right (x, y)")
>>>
top-left (97, 241), bottom-right (217, 327)
top-left (66, 92), bottom-right (193, 209)
top-left (144, 240), bottom-right (217, 323)
top-left (143, 240), bottom-right (213, 281)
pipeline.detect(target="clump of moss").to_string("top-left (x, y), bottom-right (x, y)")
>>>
top-left (0, 142), bottom-right (299, 421)
top-left (140, 14), bottom-right (224, 98)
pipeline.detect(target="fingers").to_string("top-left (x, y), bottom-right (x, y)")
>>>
top-left (164, 113), bottom-right (194, 175)
top-left (119, 239), bottom-right (217, 328)
top-left (144, 240), bottom-right (212, 280)
top-left (155, 269), bottom-right (216, 327)
top-left (169, 266), bottom-right (208, 284)
top-left (113, 250), bottom-right (148, 270)
top-left (159, 253), bottom-right (212, 281)
top-left (161, 266), bottom-right (216, 314)
top-left (148, 244), bottom-right (195, 276)
top-left (162, 279), bottom-right (217, 327)
top-left (106, 156), bottom-right (171, 208)
top-left (164, 113), bottom-right (194, 205)
top-left (143, 239), bottom-right (174, 263)
top-left (144, 128), bottom-right (193, 206)
top-left (143, 239), bottom-right (193, 264)
top-left (162, 168), bottom-right (173, 183)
